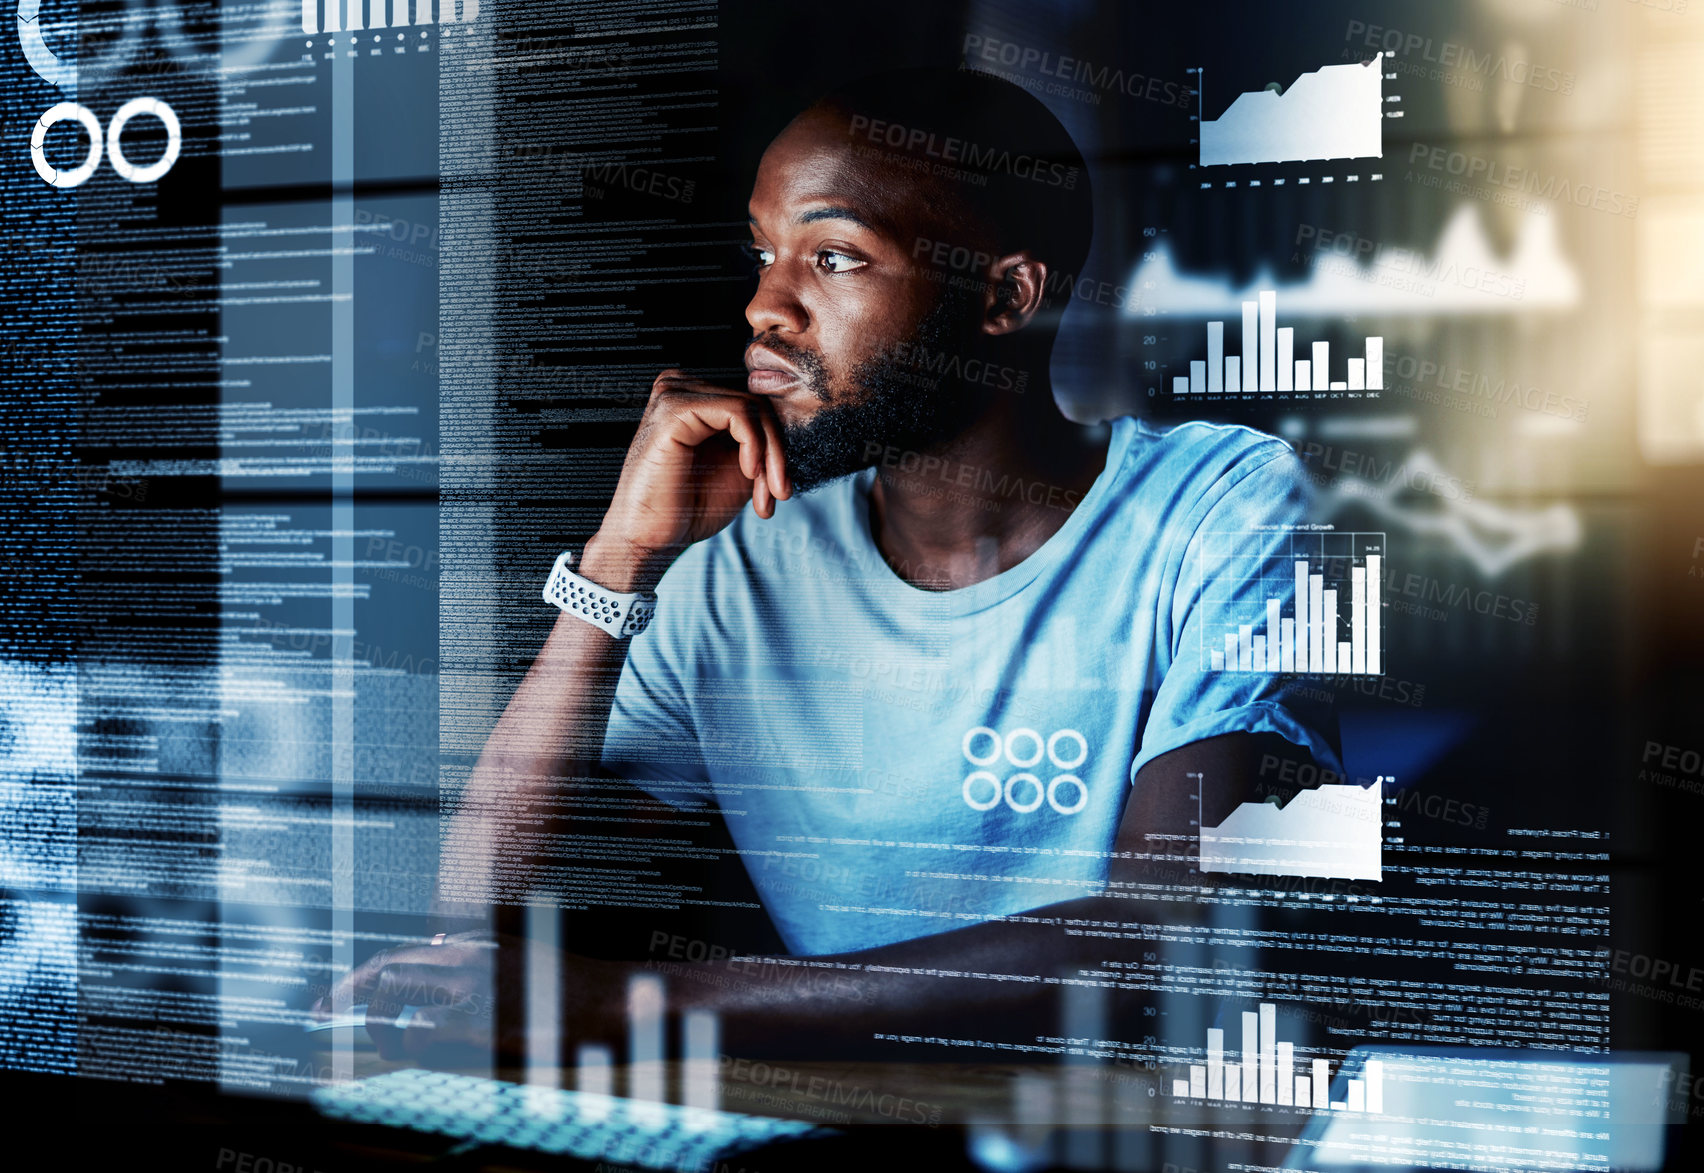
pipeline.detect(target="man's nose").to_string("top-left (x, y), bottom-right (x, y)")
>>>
top-left (745, 264), bottom-right (808, 335)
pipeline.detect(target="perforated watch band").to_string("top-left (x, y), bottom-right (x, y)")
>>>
top-left (542, 550), bottom-right (656, 639)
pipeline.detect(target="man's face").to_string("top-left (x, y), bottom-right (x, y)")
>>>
top-left (744, 108), bottom-right (986, 493)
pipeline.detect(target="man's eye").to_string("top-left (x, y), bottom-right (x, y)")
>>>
top-left (742, 242), bottom-right (775, 268)
top-left (816, 249), bottom-right (866, 274)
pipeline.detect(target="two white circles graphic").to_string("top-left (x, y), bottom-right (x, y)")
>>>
top-left (32, 98), bottom-right (182, 188)
top-left (961, 726), bottom-right (1089, 815)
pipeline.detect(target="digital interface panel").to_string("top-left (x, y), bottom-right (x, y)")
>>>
top-left (0, 2), bottom-right (1700, 1171)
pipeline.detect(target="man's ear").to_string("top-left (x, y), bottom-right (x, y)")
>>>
top-left (982, 253), bottom-right (1047, 336)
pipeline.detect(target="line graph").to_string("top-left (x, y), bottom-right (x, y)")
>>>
top-left (1198, 55), bottom-right (1386, 168)
top-left (1199, 778), bottom-right (1384, 881)
top-left (1127, 206), bottom-right (1580, 320)
top-left (1316, 451), bottom-right (1581, 577)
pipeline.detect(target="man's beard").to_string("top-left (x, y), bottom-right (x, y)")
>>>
top-left (756, 294), bottom-right (985, 495)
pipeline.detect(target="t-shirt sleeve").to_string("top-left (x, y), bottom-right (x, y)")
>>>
top-left (1130, 443), bottom-right (1345, 781)
top-left (598, 558), bottom-right (716, 810)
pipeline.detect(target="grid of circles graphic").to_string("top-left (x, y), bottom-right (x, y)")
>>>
top-left (961, 726), bottom-right (1089, 815)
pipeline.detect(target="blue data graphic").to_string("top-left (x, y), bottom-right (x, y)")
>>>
top-left (0, 6), bottom-right (1691, 1173)
top-left (1200, 779), bottom-right (1383, 881)
top-left (1199, 54), bottom-right (1385, 167)
top-left (301, 0), bottom-right (481, 34)
top-left (1198, 529), bottom-right (1386, 677)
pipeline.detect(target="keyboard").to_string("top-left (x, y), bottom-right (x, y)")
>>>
top-left (312, 1068), bottom-right (834, 1171)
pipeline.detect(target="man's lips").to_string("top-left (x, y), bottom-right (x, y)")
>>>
top-left (745, 344), bottom-right (802, 393)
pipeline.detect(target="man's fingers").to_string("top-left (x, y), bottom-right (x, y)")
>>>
top-left (757, 408), bottom-right (790, 500)
top-left (368, 1002), bottom-right (487, 1060)
top-left (653, 389), bottom-right (762, 469)
top-left (722, 404), bottom-right (765, 485)
top-left (313, 939), bottom-right (492, 1018)
top-left (367, 960), bottom-right (480, 1011)
top-left (753, 467), bottom-right (773, 518)
top-left (315, 952), bottom-right (397, 1017)
top-left (654, 393), bottom-right (778, 508)
top-left (650, 367), bottom-right (694, 393)
top-left (366, 999), bottom-right (451, 1061)
top-left (638, 373), bottom-right (791, 525)
top-left (363, 961), bottom-right (488, 1058)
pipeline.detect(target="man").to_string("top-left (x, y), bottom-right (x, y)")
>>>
top-left (327, 67), bottom-right (1338, 1061)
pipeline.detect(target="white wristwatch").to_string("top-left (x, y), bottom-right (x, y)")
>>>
top-left (542, 549), bottom-right (657, 639)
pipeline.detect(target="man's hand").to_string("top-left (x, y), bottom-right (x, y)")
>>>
top-left (311, 933), bottom-right (498, 1059)
top-left (312, 933), bottom-right (625, 1062)
top-left (582, 371), bottom-right (791, 593)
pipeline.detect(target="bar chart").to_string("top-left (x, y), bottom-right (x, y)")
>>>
top-left (1170, 1001), bottom-right (1383, 1113)
top-left (1173, 288), bottom-right (1384, 397)
top-left (304, 0), bottom-right (479, 34)
top-left (528, 931), bottom-right (722, 1121)
top-left (1199, 530), bottom-right (1384, 676)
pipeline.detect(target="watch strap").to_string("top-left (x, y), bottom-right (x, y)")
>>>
top-left (542, 549), bottom-right (656, 639)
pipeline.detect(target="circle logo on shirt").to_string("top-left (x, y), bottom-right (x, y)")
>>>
top-left (961, 726), bottom-right (1089, 815)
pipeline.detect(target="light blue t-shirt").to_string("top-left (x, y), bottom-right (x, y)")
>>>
top-left (602, 417), bottom-right (1339, 956)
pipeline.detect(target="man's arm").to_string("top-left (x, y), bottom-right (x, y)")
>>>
top-left (641, 730), bottom-right (1306, 1055)
top-left (435, 585), bottom-right (644, 910)
top-left (355, 730), bottom-right (1314, 1060)
top-left (435, 370), bottom-right (789, 911)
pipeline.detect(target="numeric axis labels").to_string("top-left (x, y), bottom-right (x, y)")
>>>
top-left (31, 97), bottom-right (181, 188)
top-left (961, 726), bottom-right (1089, 815)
